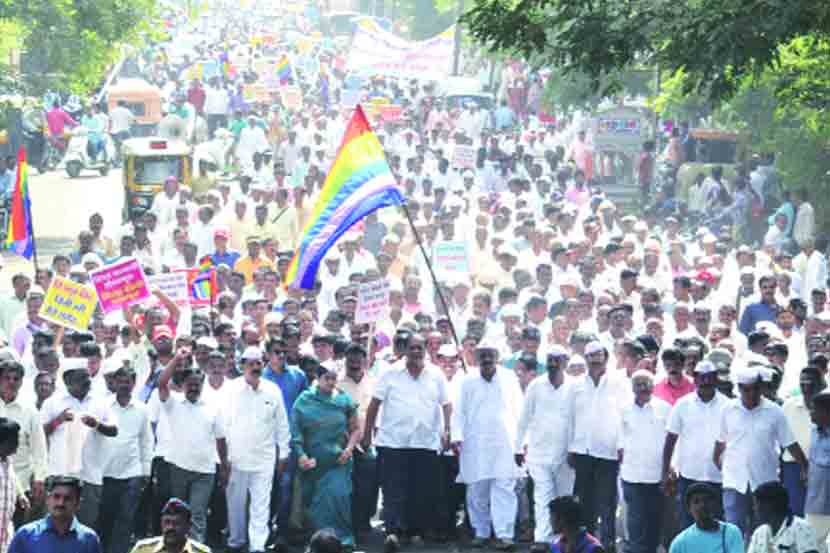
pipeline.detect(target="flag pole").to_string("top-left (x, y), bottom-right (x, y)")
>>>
top-left (400, 203), bottom-right (465, 365)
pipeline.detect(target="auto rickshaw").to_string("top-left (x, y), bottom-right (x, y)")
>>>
top-left (107, 79), bottom-right (164, 138)
top-left (676, 128), bottom-right (749, 202)
top-left (121, 137), bottom-right (191, 221)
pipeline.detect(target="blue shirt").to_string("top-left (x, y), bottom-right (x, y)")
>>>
top-left (493, 106), bottom-right (515, 130)
top-left (668, 521), bottom-right (743, 553)
top-left (9, 515), bottom-right (102, 553)
top-left (211, 250), bottom-right (241, 268)
top-left (738, 301), bottom-right (780, 335)
top-left (263, 365), bottom-right (308, 419)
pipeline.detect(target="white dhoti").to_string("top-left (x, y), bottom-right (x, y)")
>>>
top-left (807, 513), bottom-right (830, 553)
top-left (467, 478), bottom-right (518, 540)
top-left (527, 462), bottom-right (575, 542)
top-left (226, 467), bottom-right (274, 551)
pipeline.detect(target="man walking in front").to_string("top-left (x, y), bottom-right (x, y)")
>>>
top-left (453, 345), bottom-right (523, 550)
top-left (362, 334), bottom-right (451, 552)
top-left (224, 347), bottom-right (290, 553)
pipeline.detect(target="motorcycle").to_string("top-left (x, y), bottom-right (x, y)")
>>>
top-left (61, 126), bottom-right (114, 178)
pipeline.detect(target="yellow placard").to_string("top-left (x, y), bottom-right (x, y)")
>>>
top-left (185, 63), bottom-right (203, 81)
top-left (39, 276), bottom-right (98, 332)
top-left (295, 37), bottom-right (313, 55)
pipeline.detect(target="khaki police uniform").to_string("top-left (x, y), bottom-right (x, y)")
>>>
top-left (128, 536), bottom-right (212, 553)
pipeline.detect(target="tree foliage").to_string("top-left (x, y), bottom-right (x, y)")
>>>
top-left (1, 0), bottom-right (160, 94)
top-left (543, 67), bottom-right (655, 114)
top-left (463, 0), bottom-right (830, 104)
top-left (653, 36), bottom-right (830, 224)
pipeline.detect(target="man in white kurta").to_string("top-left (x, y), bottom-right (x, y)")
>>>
top-left (515, 346), bottom-right (575, 548)
top-left (452, 345), bottom-right (523, 548)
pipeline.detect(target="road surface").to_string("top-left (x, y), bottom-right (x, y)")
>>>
top-left (0, 167), bottom-right (124, 289)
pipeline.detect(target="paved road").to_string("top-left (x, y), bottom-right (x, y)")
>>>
top-left (0, 166), bottom-right (124, 290)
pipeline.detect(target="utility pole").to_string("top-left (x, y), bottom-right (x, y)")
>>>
top-left (451, 0), bottom-right (464, 76)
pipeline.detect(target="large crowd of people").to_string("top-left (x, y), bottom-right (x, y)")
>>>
top-left (0, 5), bottom-right (827, 553)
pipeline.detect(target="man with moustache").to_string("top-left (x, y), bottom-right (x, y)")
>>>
top-left (452, 345), bottom-right (523, 550)
top-left (567, 341), bottom-right (630, 547)
top-left (224, 346), bottom-right (290, 553)
top-left (714, 366), bottom-right (808, 539)
top-left (654, 347), bottom-right (695, 406)
top-left (40, 361), bottom-right (118, 528)
top-left (662, 360), bottom-right (730, 529)
top-left (0, 361), bottom-right (47, 524)
top-left (515, 346), bottom-right (576, 552)
top-left (129, 498), bottom-right (211, 553)
top-left (158, 349), bottom-right (229, 546)
top-left (362, 334), bottom-right (451, 552)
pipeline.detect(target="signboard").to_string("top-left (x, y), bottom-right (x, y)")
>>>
top-left (89, 258), bottom-right (151, 313)
top-left (243, 83), bottom-right (271, 103)
top-left (184, 63), bottom-right (203, 81)
top-left (39, 276), bottom-right (97, 332)
top-left (379, 104), bottom-right (403, 122)
top-left (280, 86), bottom-right (303, 110)
top-left (178, 269), bottom-right (217, 307)
top-left (355, 279), bottom-right (391, 324)
top-left (451, 145), bottom-right (476, 169)
top-left (346, 20), bottom-right (455, 79)
top-left (432, 241), bottom-right (469, 279)
top-left (148, 272), bottom-right (190, 309)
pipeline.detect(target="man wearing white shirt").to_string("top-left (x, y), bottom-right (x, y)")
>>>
top-left (620, 369), bottom-right (671, 553)
top-left (567, 340), bottom-right (630, 547)
top-left (98, 365), bottom-right (153, 553)
top-left (714, 366), bottom-right (808, 539)
top-left (149, 176), bottom-right (183, 229)
top-left (0, 360), bottom-right (47, 515)
top-left (224, 346), bottom-right (290, 553)
top-left (452, 345), bottom-right (522, 550)
top-left (40, 362), bottom-right (118, 527)
top-left (362, 334), bottom-right (451, 552)
top-left (795, 239), bottom-right (828, 304)
top-left (662, 360), bottom-right (729, 529)
top-left (204, 78), bottom-right (229, 138)
top-left (514, 347), bottom-right (575, 550)
top-left (158, 348), bottom-right (229, 544)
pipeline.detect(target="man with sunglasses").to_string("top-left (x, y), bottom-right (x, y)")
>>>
top-left (224, 346), bottom-right (290, 553)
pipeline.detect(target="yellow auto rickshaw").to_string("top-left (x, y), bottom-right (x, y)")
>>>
top-left (121, 137), bottom-right (191, 221)
top-left (677, 128), bottom-right (749, 202)
top-left (107, 79), bottom-right (164, 137)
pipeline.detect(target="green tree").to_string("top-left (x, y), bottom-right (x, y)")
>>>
top-left (543, 67), bottom-right (655, 114)
top-left (1, 0), bottom-right (160, 94)
top-left (463, 0), bottom-right (830, 104)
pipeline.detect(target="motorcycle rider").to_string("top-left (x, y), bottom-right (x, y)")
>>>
top-left (45, 100), bottom-right (77, 151)
top-left (81, 104), bottom-right (109, 163)
top-left (109, 100), bottom-right (135, 164)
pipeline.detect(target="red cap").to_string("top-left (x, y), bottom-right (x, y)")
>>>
top-left (696, 271), bottom-right (716, 285)
top-left (214, 227), bottom-right (230, 239)
top-left (152, 325), bottom-right (174, 341)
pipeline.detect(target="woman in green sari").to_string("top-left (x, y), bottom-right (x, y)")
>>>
top-left (291, 366), bottom-right (361, 548)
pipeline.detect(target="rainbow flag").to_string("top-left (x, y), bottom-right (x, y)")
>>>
top-left (285, 105), bottom-right (405, 290)
top-left (276, 55), bottom-right (292, 85)
top-left (4, 147), bottom-right (34, 259)
top-left (189, 267), bottom-right (217, 306)
top-left (197, 255), bottom-right (214, 274)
